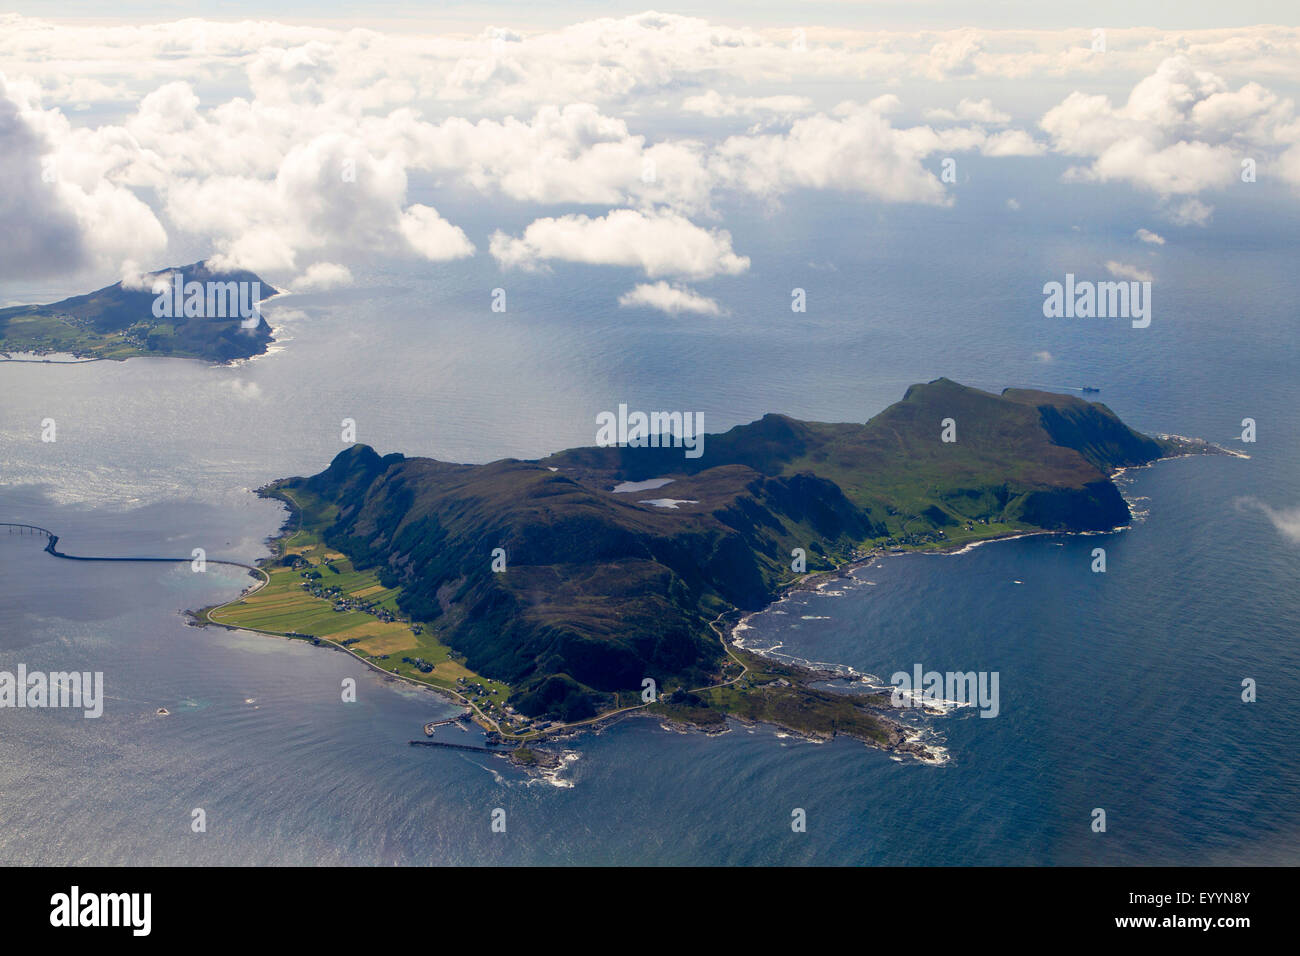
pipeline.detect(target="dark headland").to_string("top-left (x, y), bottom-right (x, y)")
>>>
top-left (0, 260), bottom-right (276, 363)
top-left (213, 378), bottom-right (1232, 758)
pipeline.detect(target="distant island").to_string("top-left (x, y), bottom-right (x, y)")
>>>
top-left (0, 260), bottom-right (277, 363)
top-left (202, 379), bottom-right (1230, 759)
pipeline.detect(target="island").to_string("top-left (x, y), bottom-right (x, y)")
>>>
top-left (200, 378), bottom-right (1231, 759)
top-left (0, 260), bottom-right (277, 363)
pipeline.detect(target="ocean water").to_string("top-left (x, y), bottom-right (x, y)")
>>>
top-left (1, 183), bottom-right (1297, 864)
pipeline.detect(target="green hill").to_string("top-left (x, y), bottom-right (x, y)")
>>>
top-left (271, 378), bottom-right (1217, 721)
top-left (0, 260), bottom-right (277, 362)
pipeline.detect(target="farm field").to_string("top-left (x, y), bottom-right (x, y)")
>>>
top-left (207, 527), bottom-right (511, 707)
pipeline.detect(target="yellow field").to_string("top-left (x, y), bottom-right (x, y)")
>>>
top-left (350, 630), bottom-right (419, 655)
top-left (205, 531), bottom-right (512, 705)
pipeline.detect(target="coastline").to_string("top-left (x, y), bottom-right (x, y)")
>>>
top-left (153, 433), bottom-right (1250, 767)
top-left (197, 488), bottom-right (936, 763)
top-left (0, 346), bottom-right (266, 365)
top-left (0, 350), bottom-right (109, 364)
top-left (193, 486), bottom-right (509, 737)
top-left (718, 441), bottom-right (1247, 755)
top-left (186, 470), bottom-right (1128, 765)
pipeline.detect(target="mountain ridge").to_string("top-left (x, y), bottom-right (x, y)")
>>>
top-left (0, 260), bottom-right (277, 362)
top-left (268, 379), bottom-right (1220, 720)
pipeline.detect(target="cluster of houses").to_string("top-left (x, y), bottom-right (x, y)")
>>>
top-left (455, 677), bottom-right (539, 732)
top-left (120, 322), bottom-right (153, 351)
top-left (286, 557), bottom-right (428, 635)
top-left (460, 680), bottom-right (505, 719)
top-left (880, 515), bottom-right (996, 552)
top-left (295, 568), bottom-right (397, 622)
top-left (283, 555), bottom-right (551, 734)
top-left (885, 528), bottom-right (946, 550)
top-left (456, 676), bottom-right (492, 697)
top-left (401, 656), bottom-right (435, 673)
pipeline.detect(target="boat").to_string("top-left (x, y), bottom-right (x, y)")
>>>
top-left (1081, 386), bottom-right (1101, 393)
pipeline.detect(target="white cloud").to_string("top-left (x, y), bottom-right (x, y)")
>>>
top-left (399, 205), bottom-right (476, 261)
top-left (681, 90), bottom-right (813, 118)
top-left (292, 262), bottom-right (354, 292)
top-left (926, 96), bottom-right (1010, 125)
top-left (0, 73), bottom-right (164, 279)
top-left (1041, 56), bottom-right (1300, 217)
top-left (166, 128), bottom-right (473, 272)
top-left (119, 264), bottom-right (174, 291)
top-left (958, 97), bottom-right (1011, 124)
top-left (980, 129), bottom-right (1047, 157)
top-left (702, 100), bottom-right (1044, 208)
top-left (1033, 350), bottom-right (1053, 362)
top-left (393, 103), bottom-right (714, 213)
top-left (710, 103), bottom-right (955, 206)
top-left (1135, 228), bottom-right (1166, 244)
top-left (4, 15), bottom-right (1300, 284)
top-left (1105, 260), bottom-right (1154, 281)
top-left (1166, 197), bottom-right (1215, 226)
top-left (1236, 498), bottom-right (1300, 545)
top-left (618, 281), bottom-right (721, 315)
top-left (0, 89), bottom-right (85, 279)
top-left (489, 209), bottom-right (749, 279)
top-left (926, 31), bottom-right (987, 80)
top-left (67, 179), bottom-right (169, 269)
top-left (398, 99), bottom-right (1039, 213)
top-left (222, 378), bottom-right (263, 401)
top-left (6, 16), bottom-right (1300, 116)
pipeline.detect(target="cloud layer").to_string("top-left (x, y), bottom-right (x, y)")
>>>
top-left (2, 14), bottom-right (1299, 289)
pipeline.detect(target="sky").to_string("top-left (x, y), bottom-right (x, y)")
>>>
top-left (3, 5), bottom-right (1300, 313)
top-left (7, 2), bottom-right (1300, 30)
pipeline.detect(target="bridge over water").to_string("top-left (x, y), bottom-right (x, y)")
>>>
top-left (1, 522), bottom-right (54, 537)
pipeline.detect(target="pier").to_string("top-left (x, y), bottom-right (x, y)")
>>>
top-left (408, 740), bottom-right (512, 755)
top-left (1, 523), bottom-right (266, 578)
top-left (423, 709), bottom-right (474, 735)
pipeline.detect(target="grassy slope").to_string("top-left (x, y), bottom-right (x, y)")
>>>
top-left (206, 487), bottom-right (515, 725)
top-left (0, 261), bottom-right (276, 362)
top-left (261, 378), bottom-right (1196, 727)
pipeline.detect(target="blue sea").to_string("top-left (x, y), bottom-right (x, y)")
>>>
top-left (2, 177), bottom-right (1297, 864)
